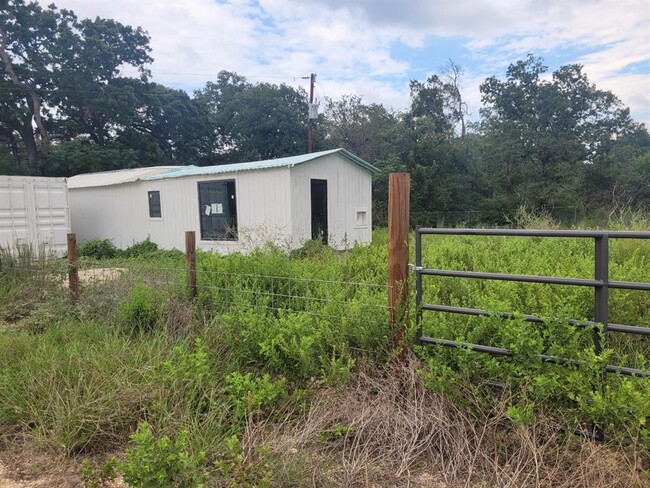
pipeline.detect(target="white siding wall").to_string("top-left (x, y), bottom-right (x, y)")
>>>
top-left (70, 167), bottom-right (292, 253)
top-left (290, 154), bottom-right (372, 250)
top-left (0, 176), bottom-right (70, 256)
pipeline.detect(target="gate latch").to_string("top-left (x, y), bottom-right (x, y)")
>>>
top-left (409, 263), bottom-right (424, 273)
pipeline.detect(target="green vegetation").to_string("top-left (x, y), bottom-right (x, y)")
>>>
top-left (1, 1), bottom-right (648, 226)
top-left (0, 220), bottom-right (648, 486)
top-left (79, 237), bottom-right (162, 260)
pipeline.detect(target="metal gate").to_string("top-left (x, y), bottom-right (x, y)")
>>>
top-left (414, 227), bottom-right (650, 378)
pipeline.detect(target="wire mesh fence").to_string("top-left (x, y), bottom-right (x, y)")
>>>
top-left (0, 255), bottom-right (391, 330)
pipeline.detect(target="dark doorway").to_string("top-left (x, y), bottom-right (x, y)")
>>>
top-left (310, 179), bottom-right (328, 243)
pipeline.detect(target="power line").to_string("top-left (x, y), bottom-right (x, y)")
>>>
top-left (0, 84), bottom-right (313, 99)
top-left (120, 68), bottom-right (309, 80)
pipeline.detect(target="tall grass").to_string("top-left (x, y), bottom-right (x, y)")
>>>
top-left (0, 218), bottom-right (647, 486)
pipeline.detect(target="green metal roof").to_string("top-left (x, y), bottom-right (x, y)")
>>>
top-left (143, 148), bottom-right (380, 181)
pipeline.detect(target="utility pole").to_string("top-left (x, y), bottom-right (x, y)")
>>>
top-left (308, 73), bottom-right (316, 153)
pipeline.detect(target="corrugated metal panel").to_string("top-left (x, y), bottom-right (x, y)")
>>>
top-left (290, 154), bottom-right (372, 250)
top-left (0, 176), bottom-right (70, 256)
top-left (70, 166), bottom-right (293, 253)
top-left (68, 150), bottom-right (375, 254)
top-left (67, 166), bottom-right (182, 189)
top-left (143, 148), bottom-right (380, 181)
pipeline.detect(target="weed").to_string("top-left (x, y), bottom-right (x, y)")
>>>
top-left (80, 457), bottom-right (119, 488)
top-left (289, 239), bottom-right (333, 259)
top-left (0, 223), bottom-right (648, 487)
top-left (225, 372), bottom-right (287, 423)
top-left (122, 238), bottom-right (159, 258)
top-left (122, 422), bottom-right (206, 488)
top-left (119, 283), bottom-right (165, 335)
top-left (78, 239), bottom-right (118, 260)
top-left (317, 423), bottom-right (356, 442)
top-left (213, 435), bottom-right (274, 488)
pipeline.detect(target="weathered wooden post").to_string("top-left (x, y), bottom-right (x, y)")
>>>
top-left (388, 172), bottom-right (410, 354)
top-left (67, 233), bottom-right (79, 304)
top-left (185, 231), bottom-right (197, 299)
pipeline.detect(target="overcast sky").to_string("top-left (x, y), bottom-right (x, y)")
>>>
top-left (39, 0), bottom-right (650, 125)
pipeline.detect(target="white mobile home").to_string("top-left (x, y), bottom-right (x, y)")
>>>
top-left (0, 176), bottom-right (71, 256)
top-left (68, 149), bottom-right (379, 253)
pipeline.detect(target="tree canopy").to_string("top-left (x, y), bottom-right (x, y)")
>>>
top-left (0, 0), bottom-right (152, 169)
top-left (0, 1), bottom-right (647, 225)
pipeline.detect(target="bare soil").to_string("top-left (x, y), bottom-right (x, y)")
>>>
top-left (75, 268), bottom-right (126, 285)
top-left (0, 450), bottom-right (126, 488)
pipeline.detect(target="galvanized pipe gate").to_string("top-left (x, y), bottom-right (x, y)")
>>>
top-left (414, 228), bottom-right (650, 378)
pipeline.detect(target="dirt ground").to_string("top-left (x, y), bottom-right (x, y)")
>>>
top-left (0, 454), bottom-right (80, 488)
top-left (0, 451), bottom-right (126, 488)
top-left (75, 268), bottom-right (127, 285)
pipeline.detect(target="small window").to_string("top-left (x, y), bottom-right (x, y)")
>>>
top-left (198, 180), bottom-right (237, 240)
top-left (148, 190), bottom-right (161, 218)
top-left (356, 209), bottom-right (368, 228)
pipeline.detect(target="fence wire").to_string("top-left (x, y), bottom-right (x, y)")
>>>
top-left (1, 258), bottom-right (390, 324)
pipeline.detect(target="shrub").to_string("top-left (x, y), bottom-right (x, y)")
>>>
top-left (123, 238), bottom-right (159, 258)
top-left (225, 371), bottom-right (287, 422)
top-left (122, 422), bottom-right (206, 488)
top-left (78, 239), bottom-right (118, 260)
top-left (213, 435), bottom-right (274, 488)
top-left (289, 238), bottom-right (333, 259)
top-left (80, 458), bottom-right (119, 488)
top-left (119, 283), bottom-right (165, 335)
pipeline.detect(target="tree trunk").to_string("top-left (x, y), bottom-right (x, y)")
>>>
top-left (17, 120), bottom-right (38, 168)
top-left (8, 131), bottom-right (21, 169)
top-left (0, 28), bottom-right (51, 154)
top-left (460, 110), bottom-right (466, 139)
top-left (0, 129), bottom-right (22, 169)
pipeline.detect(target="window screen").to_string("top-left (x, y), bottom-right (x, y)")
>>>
top-left (198, 180), bottom-right (237, 240)
top-left (148, 190), bottom-right (161, 218)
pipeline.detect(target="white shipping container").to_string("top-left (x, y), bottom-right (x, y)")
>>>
top-left (0, 176), bottom-right (71, 257)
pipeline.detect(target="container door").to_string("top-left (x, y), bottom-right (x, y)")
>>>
top-left (0, 178), bottom-right (29, 251)
top-left (33, 179), bottom-right (70, 255)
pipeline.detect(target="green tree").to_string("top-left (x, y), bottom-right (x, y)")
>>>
top-left (405, 64), bottom-right (475, 226)
top-left (478, 55), bottom-right (645, 217)
top-left (0, 0), bottom-right (151, 169)
top-left (322, 95), bottom-right (405, 164)
top-left (322, 94), bottom-right (408, 225)
top-left (116, 80), bottom-right (214, 166)
top-left (195, 72), bottom-right (309, 163)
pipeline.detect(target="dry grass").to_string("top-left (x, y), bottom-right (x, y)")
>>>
top-left (259, 356), bottom-right (649, 488)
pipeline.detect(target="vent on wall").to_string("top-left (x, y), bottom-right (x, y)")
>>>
top-left (356, 209), bottom-right (368, 228)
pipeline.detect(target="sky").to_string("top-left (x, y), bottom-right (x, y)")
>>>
top-left (39, 0), bottom-right (650, 126)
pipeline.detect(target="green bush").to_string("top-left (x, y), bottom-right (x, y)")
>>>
top-left (78, 239), bottom-right (118, 260)
top-left (80, 458), bottom-right (119, 488)
top-left (122, 422), bottom-right (206, 488)
top-left (0, 221), bottom-right (648, 475)
top-left (225, 371), bottom-right (287, 422)
top-left (213, 435), bottom-right (274, 488)
top-left (123, 238), bottom-right (159, 258)
top-left (289, 238), bottom-right (333, 259)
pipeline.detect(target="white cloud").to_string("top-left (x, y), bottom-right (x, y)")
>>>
top-left (36, 0), bottom-right (649, 122)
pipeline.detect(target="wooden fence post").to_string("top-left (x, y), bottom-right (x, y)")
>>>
top-left (67, 233), bottom-right (79, 304)
top-left (388, 172), bottom-right (410, 353)
top-left (185, 231), bottom-right (197, 299)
